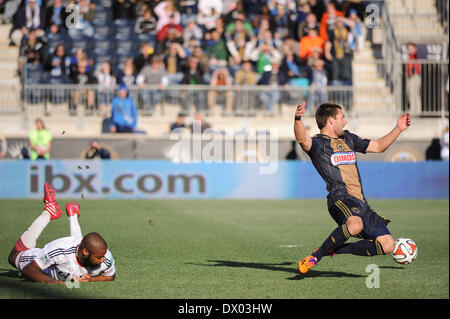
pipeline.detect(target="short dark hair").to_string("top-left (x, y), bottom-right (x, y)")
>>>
top-left (315, 103), bottom-right (342, 130)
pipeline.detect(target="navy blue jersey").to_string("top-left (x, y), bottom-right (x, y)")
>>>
top-left (305, 130), bottom-right (371, 202)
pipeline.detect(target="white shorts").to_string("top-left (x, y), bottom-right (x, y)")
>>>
top-left (14, 248), bottom-right (42, 271)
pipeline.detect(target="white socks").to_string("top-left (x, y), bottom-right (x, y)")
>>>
top-left (18, 210), bottom-right (51, 250)
top-left (68, 216), bottom-right (82, 238)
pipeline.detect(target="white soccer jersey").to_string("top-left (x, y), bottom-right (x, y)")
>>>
top-left (16, 236), bottom-right (115, 281)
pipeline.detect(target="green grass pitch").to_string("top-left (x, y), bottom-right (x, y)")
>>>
top-left (0, 199), bottom-right (448, 299)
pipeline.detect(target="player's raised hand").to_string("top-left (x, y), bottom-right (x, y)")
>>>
top-left (396, 113), bottom-right (411, 131)
top-left (295, 101), bottom-right (306, 119)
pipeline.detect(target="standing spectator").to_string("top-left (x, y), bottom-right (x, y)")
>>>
top-left (347, 9), bottom-right (363, 54)
top-left (133, 43), bottom-right (153, 74)
top-left (112, 0), bottom-right (137, 21)
top-left (85, 139), bottom-right (111, 159)
top-left (441, 126), bottom-right (449, 161)
top-left (156, 14), bottom-right (184, 42)
top-left (225, 18), bottom-right (254, 67)
top-left (179, 0), bottom-right (199, 26)
top-left (110, 84), bottom-right (138, 133)
top-left (1, 0), bottom-right (21, 25)
top-left (182, 18), bottom-right (203, 48)
top-left (196, 4), bottom-right (222, 31)
top-left (29, 118), bottom-right (52, 160)
top-left (18, 28), bottom-right (45, 75)
top-left (68, 0), bottom-right (95, 38)
top-left (257, 62), bottom-right (288, 115)
top-left (45, 0), bottom-right (69, 34)
top-left (95, 62), bottom-right (117, 117)
top-left (70, 58), bottom-right (95, 115)
top-left (208, 68), bottom-right (234, 115)
top-left (10, 0), bottom-right (46, 47)
top-left (306, 59), bottom-right (328, 112)
top-left (249, 41), bottom-right (282, 74)
top-left (319, 2), bottom-right (344, 43)
top-left (204, 29), bottom-right (229, 70)
top-left (405, 42), bottom-right (422, 116)
top-left (134, 8), bottom-right (158, 45)
top-left (297, 12), bottom-right (318, 40)
top-left (154, 0), bottom-right (181, 32)
top-left (330, 18), bottom-right (352, 85)
top-left (234, 59), bottom-right (259, 113)
top-left (45, 43), bottom-right (71, 83)
top-left (136, 55), bottom-right (168, 115)
top-left (117, 58), bottom-right (137, 87)
top-left (164, 42), bottom-right (186, 85)
top-left (299, 26), bottom-right (324, 62)
top-left (180, 56), bottom-right (207, 113)
top-left (0, 131), bottom-right (7, 159)
top-left (270, 0), bottom-right (297, 41)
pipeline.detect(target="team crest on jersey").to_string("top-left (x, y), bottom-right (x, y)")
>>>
top-left (336, 143), bottom-right (345, 151)
top-left (331, 152), bottom-right (356, 166)
top-left (40, 254), bottom-right (51, 266)
top-left (352, 207), bottom-right (360, 214)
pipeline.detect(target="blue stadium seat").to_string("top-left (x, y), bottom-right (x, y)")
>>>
top-left (94, 25), bottom-right (112, 37)
top-left (24, 64), bottom-right (48, 104)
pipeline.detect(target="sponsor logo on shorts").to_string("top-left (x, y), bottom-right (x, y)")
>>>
top-left (331, 152), bottom-right (356, 166)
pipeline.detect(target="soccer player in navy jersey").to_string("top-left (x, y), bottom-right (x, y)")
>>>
top-left (294, 101), bottom-right (410, 274)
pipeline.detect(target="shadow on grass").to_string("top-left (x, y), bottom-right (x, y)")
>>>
top-left (187, 260), bottom-right (365, 281)
top-left (0, 268), bottom-right (90, 299)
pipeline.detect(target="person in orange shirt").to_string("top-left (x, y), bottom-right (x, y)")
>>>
top-left (299, 26), bottom-right (324, 60)
top-left (320, 2), bottom-right (344, 42)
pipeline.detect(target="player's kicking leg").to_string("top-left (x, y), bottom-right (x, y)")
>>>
top-left (66, 202), bottom-right (82, 238)
top-left (8, 183), bottom-right (62, 268)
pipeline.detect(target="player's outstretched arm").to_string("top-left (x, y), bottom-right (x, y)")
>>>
top-left (366, 113), bottom-right (411, 153)
top-left (293, 101), bottom-right (312, 152)
top-left (79, 273), bottom-right (116, 282)
top-left (21, 261), bottom-right (64, 284)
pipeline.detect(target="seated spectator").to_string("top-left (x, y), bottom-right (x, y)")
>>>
top-left (156, 26), bottom-right (184, 55)
top-left (18, 28), bottom-right (45, 75)
top-left (29, 118), bottom-right (52, 160)
top-left (95, 62), bottom-right (117, 117)
top-left (299, 26), bottom-right (324, 62)
top-left (154, 0), bottom-right (181, 32)
top-left (249, 42), bottom-right (282, 74)
top-left (69, 58), bottom-right (95, 115)
top-left (257, 62), bottom-right (288, 114)
top-left (330, 17), bottom-right (352, 85)
top-left (169, 112), bottom-right (187, 133)
top-left (225, 18), bottom-right (254, 67)
top-left (134, 43), bottom-right (153, 74)
top-left (134, 8), bottom-right (158, 45)
top-left (320, 1), bottom-right (344, 43)
top-left (136, 55), bottom-right (168, 115)
top-left (270, 0), bottom-right (297, 40)
top-left (68, 0), bottom-right (95, 38)
top-left (45, 0), bottom-right (68, 34)
top-left (112, 0), bottom-right (137, 21)
top-left (191, 45), bottom-right (210, 79)
top-left (189, 111), bottom-right (211, 134)
top-left (180, 56), bottom-right (207, 113)
top-left (208, 68), bottom-right (234, 115)
top-left (295, 1), bottom-right (311, 28)
top-left (306, 59), bottom-right (328, 112)
top-left (45, 43), bottom-right (71, 82)
top-left (234, 59), bottom-right (259, 114)
top-left (10, 0), bottom-right (46, 47)
top-left (85, 139), bottom-right (111, 159)
top-left (117, 58), bottom-right (137, 87)
top-left (110, 85), bottom-right (138, 133)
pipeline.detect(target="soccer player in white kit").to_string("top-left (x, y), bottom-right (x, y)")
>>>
top-left (8, 183), bottom-right (115, 284)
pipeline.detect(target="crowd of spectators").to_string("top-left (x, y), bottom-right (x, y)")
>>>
top-left (5, 0), bottom-right (366, 118)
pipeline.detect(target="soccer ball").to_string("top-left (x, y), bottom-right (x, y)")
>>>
top-left (391, 237), bottom-right (418, 264)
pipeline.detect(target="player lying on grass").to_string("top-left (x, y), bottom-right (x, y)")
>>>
top-left (7, 183), bottom-right (115, 284)
top-left (294, 101), bottom-right (410, 274)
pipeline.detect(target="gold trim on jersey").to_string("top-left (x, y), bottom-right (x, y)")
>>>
top-left (330, 138), bottom-right (365, 202)
top-left (335, 200), bottom-right (352, 219)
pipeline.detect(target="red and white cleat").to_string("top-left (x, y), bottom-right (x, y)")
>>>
top-left (43, 183), bottom-right (63, 220)
top-left (65, 202), bottom-right (81, 217)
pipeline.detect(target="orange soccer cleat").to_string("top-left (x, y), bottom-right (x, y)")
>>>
top-left (298, 255), bottom-right (318, 274)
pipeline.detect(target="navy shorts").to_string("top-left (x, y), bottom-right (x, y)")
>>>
top-left (327, 195), bottom-right (391, 240)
